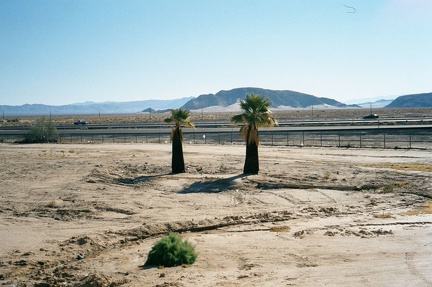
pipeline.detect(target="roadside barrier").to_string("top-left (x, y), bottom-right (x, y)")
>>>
top-left (1, 128), bottom-right (431, 149)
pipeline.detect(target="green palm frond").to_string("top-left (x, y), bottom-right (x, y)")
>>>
top-left (231, 113), bottom-right (247, 124)
top-left (164, 108), bottom-right (195, 128)
top-left (231, 93), bottom-right (277, 144)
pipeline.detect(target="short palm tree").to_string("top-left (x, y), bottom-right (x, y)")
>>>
top-left (164, 108), bottom-right (195, 173)
top-left (231, 93), bottom-right (277, 174)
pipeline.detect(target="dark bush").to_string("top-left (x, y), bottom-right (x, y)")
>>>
top-left (24, 117), bottom-right (59, 143)
top-left (144, 232), bottom-right (197, 267)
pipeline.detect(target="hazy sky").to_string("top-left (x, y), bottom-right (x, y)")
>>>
top-left (1, 0), bottom-right (431, 106)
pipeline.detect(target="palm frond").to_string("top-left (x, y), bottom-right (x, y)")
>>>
top-left (164, 108), bottom-right (194, 128)
top-left (256, 111), bottom-right (277, 127)
top-left (231, 93), bottom-right (276, 128)
top-left (231, 113), bottom-right (246, 125)
top-left (180, 120), bottom-right (195, 128)
top-left (230, 93), bottom-right (276, 146)
top-left (239, 125), bottom-right (248, 138)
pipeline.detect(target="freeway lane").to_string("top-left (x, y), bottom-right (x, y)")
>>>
top-left (2, 124), bottom-right (432, 137)
top-left (1, 117), bottom-right (432, 131)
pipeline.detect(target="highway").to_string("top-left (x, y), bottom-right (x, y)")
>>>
top-left (1, 116), bottom-right (432, 132)
top-left (1, 122), bottom-right (432, 137)
top-left (2, 119), bottom-right (431, 149)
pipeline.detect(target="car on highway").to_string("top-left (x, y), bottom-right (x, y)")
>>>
top-left (363, 114), bottom-right (379, 120)
top-left (74, 120), bottom-right (88, 125)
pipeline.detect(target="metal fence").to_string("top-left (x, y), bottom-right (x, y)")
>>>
top-left (1, 128), bottom-right (431, 149)
top-left (257, 129), bottom-right (432, 149)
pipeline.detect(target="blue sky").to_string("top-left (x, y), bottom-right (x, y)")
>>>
top-left (1, 0), bottom-right (431, 106)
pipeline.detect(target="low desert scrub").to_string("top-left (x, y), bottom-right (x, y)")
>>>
top-left (23, 117), bottom-right (59, 143)
top-left (46, 200), bottom-right (57, 208)
top-left (373, 212), bottom-right (394, 219)
top-left (323, 171), bottom-right (331, 180)
top-left (382, 184), bottom-right (395, 193)
top-left (365, 162), bottom-right (432, 172)
top-left (404, 200), bottom-right (432, 216)
top-left (381, 181), bottom-right (409, 193)
top-left (144, 232), bottom-right (197, 267)
top-left (270, 225), bottom-right (290, 232)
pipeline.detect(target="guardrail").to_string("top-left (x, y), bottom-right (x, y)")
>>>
top-left (2, 128), bottom-right (430, 149)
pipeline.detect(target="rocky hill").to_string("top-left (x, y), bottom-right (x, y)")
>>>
top-left (181, 87), bottom-right (353, 110)
top-left (385, 92), bottom-right (432, 108)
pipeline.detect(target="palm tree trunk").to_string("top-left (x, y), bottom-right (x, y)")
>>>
top-left (172, 126), bottom-right (185, 173)
top-left (243, 126), bottom-right (259, 174)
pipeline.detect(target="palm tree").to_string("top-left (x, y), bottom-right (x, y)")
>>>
top-left (231, 93), bottom-right (277, 174)
top-left (164, 108), bottom-right (195, 173)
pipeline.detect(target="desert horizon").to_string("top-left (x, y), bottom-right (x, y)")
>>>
top-left (2, 107), bottom-right (432, 126)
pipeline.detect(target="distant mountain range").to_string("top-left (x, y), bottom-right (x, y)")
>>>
top-left (356, 99), bottom-right (394, 109)
top-left (183, 89), bottom-right (432, 111)
top-left (0, 98), bottom-right (193, 116)
top-left (386, 92), bottom-right (432, 108)
top-left (1, 89), bottom-right (430, 115)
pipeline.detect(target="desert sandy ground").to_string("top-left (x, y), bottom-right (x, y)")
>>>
top-left (0, 142), bottom-right (431, 287)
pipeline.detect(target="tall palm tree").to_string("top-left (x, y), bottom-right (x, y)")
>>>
top-left (231, 93), bottom-right (277, 174)
top-left (164, 108), bottom-right (195, 173)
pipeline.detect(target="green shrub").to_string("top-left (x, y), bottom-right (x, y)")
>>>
top-left (144, 232), bottom-right (197, 267)
top-left (383, 184), bottom-right (395, 193)
top-left (24, 117), bottom-right (59, 143)
top-left (323, 171), bottom-right (331, 180)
